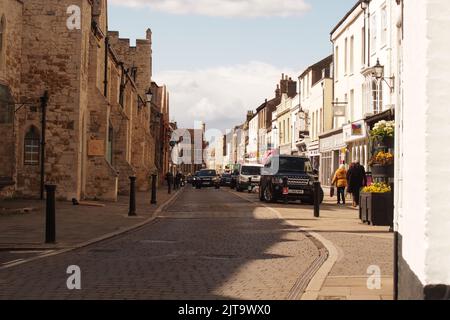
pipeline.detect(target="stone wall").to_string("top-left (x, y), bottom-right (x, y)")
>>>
top-left (15, 0), bottom-right (92, 200)
top-left (0, 0), bottom-right (23, 197)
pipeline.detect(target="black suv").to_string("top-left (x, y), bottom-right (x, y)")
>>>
top-left (259, 155), bottom-right (324, 204)
top-left (194, 169), bottom-right (220, 189)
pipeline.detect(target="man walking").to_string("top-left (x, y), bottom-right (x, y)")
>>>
top-left (347, 159), bottom-right (367, 207)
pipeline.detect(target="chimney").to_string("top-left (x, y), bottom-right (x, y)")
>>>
top-left (246, 110), bottom-right (254, 122)
top-left (280, 75), bottom-right (289, 95)
top-left (287, 78), bottom-right (297, 98)
top-left (275, 84), bottom-right (281, 98)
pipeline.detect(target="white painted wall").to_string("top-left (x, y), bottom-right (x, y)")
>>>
top-left (247, 114), bottom-right (259, 162)
top-left (399, 0), bottom-right (450, 286)
top-left (332, 5), bottom-right (365, 127)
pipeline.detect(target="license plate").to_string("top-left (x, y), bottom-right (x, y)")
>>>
top-left (289, 189), bottom-right (304, 195)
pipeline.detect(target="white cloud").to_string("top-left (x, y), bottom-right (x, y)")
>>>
top-left (154, 61), bottom-right (299, 132)
top-left (109, 0), bottom-right (311, 18)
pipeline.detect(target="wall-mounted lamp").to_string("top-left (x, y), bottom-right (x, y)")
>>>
top-left (373, 59), bottom-right (395, 93)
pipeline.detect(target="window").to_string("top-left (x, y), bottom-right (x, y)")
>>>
top-left (381, 6), bottom-right (387, 46)
top-left (335, 46), bottom-right (339, 80)
top-left (24, 126), bottom-right (40, 165)
top-left (350, 36), bottom-right (354, 74)
top-left (344, 38), bottom-right (348, 75)
top-left (371, 79), bottom-right (383, 114)
top-left (350, 90), bottom-right (355, 121)
top-left (362, 27), bottom-right (366, 66)
top-left (371, 14), bottom-right (377, 54)
top-left (0, 15), bottom-right (5, 69)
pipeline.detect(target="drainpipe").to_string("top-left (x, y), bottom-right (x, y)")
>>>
top-left (104, 36), bottom-right (109, 97)
top-left (40, 91), bottom-right (49, 200)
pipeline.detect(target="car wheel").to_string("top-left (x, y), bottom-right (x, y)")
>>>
top-left (264, 185), bottom-right (276, 203)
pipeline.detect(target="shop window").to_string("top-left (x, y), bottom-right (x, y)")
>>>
top-left (24, 126), bottom-right (40, 165)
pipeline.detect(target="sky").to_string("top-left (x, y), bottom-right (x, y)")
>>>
top-left (108, 0), bottom-right (357, 132)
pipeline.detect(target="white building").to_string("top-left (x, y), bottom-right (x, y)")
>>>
top-left (298, 55), bottom-right (334, 173)
top-left (331, 2), bottom-right (368, 169)
top-left (395, 0), bottom-right (450, 300)
top-left (247, 113), bottom-right (259, 164)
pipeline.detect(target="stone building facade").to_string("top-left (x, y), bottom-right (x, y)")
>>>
top-left (0, 0), bottom-right (165, 201)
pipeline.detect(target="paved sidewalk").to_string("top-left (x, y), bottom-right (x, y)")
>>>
top-left (0, 186), bottom-right (177, 250)
top-left (233, 190), bottom-right (394, 300)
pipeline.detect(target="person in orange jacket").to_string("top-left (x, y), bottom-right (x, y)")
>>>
top-left (332, 164), bottom-right (348, 205)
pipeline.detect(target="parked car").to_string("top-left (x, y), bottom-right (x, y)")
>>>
top-left (220, 173), bottom-right (233, 187)
top-left (259, 155), bottom-right (324, 204)
top-left (235, 164), bottom-right (264, 192)
top-left (194, 169), bottom-right (220, 189)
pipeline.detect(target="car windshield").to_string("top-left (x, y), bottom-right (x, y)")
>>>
top-left (278, 157), bottom-right (313, 173)
top-left (222, 174), bottom-right (231, 178)
top-left (198, 170), bottom-right (216, 177)
top-left (241, 166), bottom-right (261, 176)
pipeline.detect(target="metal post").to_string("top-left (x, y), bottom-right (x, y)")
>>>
top-left (45, 184), bottom-right (56, 244)
top-left (40, 91), bottom-right (49, 200)
top-left (129, 176), bottom-right (137, 216)
top-left (314, 181), bottom-right (321, 218)
top-left (151, 174), bottom-right (157, 205)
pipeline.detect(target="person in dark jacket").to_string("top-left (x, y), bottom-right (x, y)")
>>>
top-left (346, 159), bottom-right (367, 207)
top-left (165, 171), bottom-right (174, 194)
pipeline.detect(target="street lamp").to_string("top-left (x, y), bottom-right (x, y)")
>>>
top-left (372, 59), bottom-right (395, 92)
top-left (146, 88), bottom-right (153, 104)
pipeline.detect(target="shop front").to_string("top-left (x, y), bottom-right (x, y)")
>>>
top-left (319, 128), bottom-right (346, 187)
top-left (343, 119), bottom-right (370, 171)
top-left (306, 141), bottom-right (320, 171)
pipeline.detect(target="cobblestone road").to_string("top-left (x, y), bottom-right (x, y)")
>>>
top-left (0, 187), bottom-right (319, 300)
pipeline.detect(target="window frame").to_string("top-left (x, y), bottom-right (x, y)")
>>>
top-left (24, 126), bottom-right (41, 166)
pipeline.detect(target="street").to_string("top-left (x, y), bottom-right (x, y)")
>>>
top-left (0, 187), bottom-right (323, 300)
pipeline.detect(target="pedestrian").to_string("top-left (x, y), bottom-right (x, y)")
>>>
top-left (165, 171), bottom-right (174, 194)
top-left (332, 164), bottom-right (348, 205)
top-left (174, 171), bottom-right (182, 190)
top-left (346, 159), bottom-right (367, 207)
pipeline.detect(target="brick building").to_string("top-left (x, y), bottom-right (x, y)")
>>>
top-left (0, 0), bottom-right (169, 201)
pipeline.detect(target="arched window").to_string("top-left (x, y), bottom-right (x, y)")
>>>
top-left (24, 126), bottom-right (40, 165)
top-left (371, 78), bottom-right (383, 114)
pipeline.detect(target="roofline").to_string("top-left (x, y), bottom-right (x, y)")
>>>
top-left (299, 54), bottom-right (334, 79)
top-left (330, 1), bottom-right (363, 37)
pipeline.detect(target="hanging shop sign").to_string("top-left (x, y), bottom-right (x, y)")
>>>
top-left (343, 120), bottom-right (367, 143)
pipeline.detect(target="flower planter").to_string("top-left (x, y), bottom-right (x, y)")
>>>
top-left (374, 136), bottom-right (394, 150)
top-left (360, 192), bottom-right (394, 227)
top-left (371, 164), bottom-right (394, 178)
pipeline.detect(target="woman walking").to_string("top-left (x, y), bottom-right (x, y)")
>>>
top-left (332, 164), bottom-right (348, 205)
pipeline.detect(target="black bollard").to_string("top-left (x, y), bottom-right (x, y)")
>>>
top-left (151, 174), bottom-right (157, 205)
top-left (248, 178), bottom-right (252, 193)
top-left (129, 176), bottom-right (137, 216)
top-left (314, 181), bottom-right (321, 218)
top-left (45, 184), bottom-right (57, 244)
